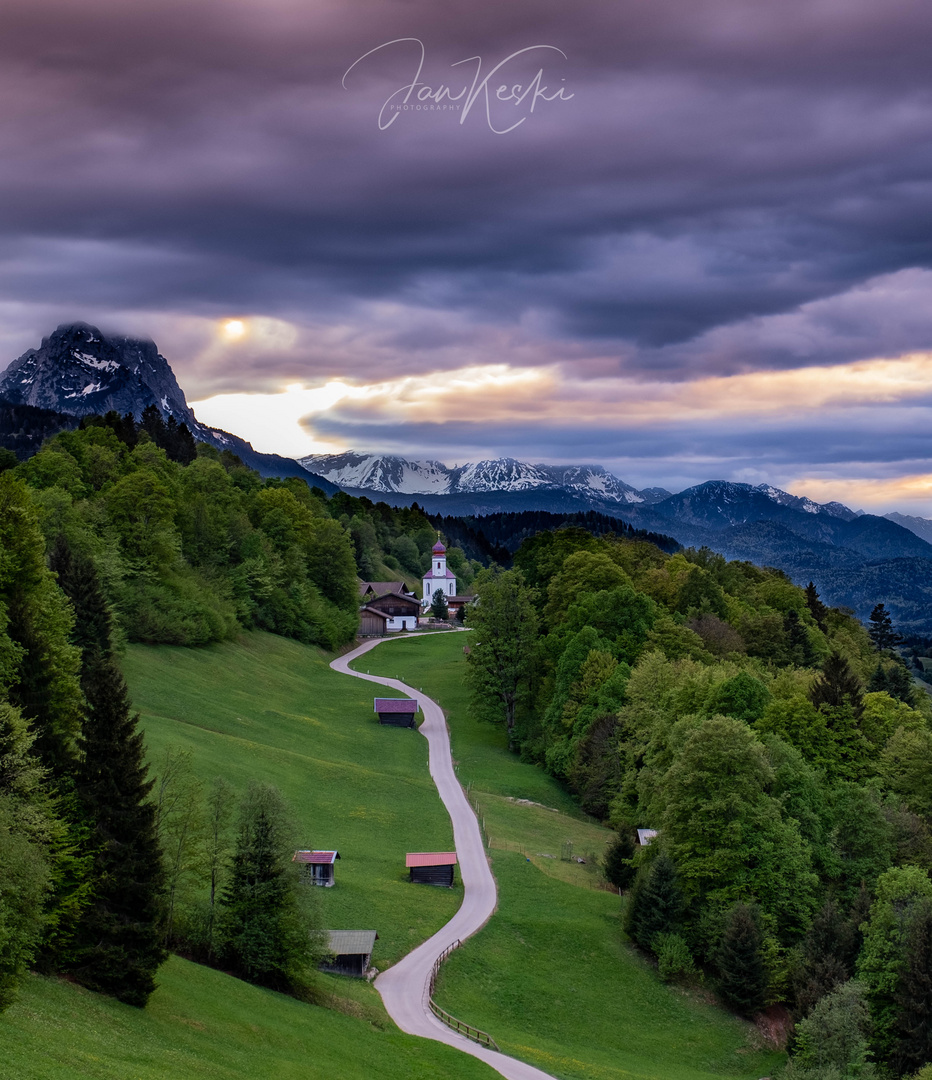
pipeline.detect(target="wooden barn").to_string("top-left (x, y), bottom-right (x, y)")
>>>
top-left (319, 930), bottom-right (378, 977)
top-left (406, 851), bottom-right (457, 887)
top-left (358, 605), bottom-right (390, 637)
top-left (293, 849), bottom-right (340, 886)
top-left (374, 697), bottom-right (420, 727)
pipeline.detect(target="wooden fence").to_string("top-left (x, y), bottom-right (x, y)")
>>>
top-left (427, 939), bottom-right (499, 1052)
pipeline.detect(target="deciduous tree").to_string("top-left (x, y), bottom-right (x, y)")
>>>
top-left (465, 568), bottom-right (539, 748)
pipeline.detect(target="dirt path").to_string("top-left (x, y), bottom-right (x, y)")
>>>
top-left (331, 635), bottom-right (557, 1080)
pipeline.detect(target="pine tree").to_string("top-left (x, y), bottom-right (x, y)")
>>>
top-left (218, 783), bottom-right (320, 991)
top-left (809, 651), bottom-right (864, 718)
top-left (69, 656), bottom-right (167, 1006)
top-left (139, 404), bottom-right (166, 447)
top-left (603, 830), bottom-right (636, 891)
top-left (805, 581), bottom-right (828, 632)
top-left (868, 603), bottom-right (902, 653)
top-left (793, 898), bottom-right (857, 1016)
top-left (715, 903), bottom-right (768, 1016)
top-left (892, 899), bottom-right (932, 1076)
top-left (784, 608), bottom-right (816, 667)
top-left (48, 535), bottom-right (114, 673)
top-left (627, 852), bottom-right (683, 951)
top-left (868, 659), bottom-right (916, 706)
top-left (430, 588), bottom-right (449, 620)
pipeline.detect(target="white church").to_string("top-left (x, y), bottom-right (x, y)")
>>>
top-left (422, 539), bottom-right (457, 609)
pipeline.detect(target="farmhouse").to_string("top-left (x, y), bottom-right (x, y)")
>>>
top-left (374, 697), bottom-right (419, 727)
top-left (406, 851), bottom-right (457, 887)
top-left (358, 581), bottom-right (420, 632)
top-left (421, 540), bottom-right (457, 609)
top-left (292, 849), bottom-right (340, 886)
top-left (319, 930), bottom-right (378, 977)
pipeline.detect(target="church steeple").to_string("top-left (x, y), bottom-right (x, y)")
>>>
top-left (422, 536), bottom-right (456, 607)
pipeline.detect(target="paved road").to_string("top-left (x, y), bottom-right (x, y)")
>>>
top-left (331, 635), bottom-right (557, 1080)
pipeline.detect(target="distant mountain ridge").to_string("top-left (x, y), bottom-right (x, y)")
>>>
top-left (297, 450), bottom-right (671, 505)
top-left (0, 323), bottom-right (337, 489)
top-left (297, 451), bottom-right (932, 634)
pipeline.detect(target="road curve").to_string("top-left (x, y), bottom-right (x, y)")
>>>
top-left (330, 635), bottom-right (557, 1080)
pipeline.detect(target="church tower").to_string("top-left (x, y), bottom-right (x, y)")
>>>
top-left (422, 538), bottom-right (456, 608)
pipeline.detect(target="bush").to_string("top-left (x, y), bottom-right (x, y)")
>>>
top-left (653, 932), bottom-right (696, 983)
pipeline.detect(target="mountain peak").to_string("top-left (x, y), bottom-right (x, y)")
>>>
top-left (0, 322), bottom-right (194, 424)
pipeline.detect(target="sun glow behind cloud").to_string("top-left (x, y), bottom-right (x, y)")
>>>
top-left (191, 350), bottom-right (932, 514)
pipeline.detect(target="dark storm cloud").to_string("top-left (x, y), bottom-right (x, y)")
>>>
top-left (3, 0), bottom-right (932, 383)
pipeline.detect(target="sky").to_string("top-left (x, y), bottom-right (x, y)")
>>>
top-left (1, 0), bottom-right (932, 513)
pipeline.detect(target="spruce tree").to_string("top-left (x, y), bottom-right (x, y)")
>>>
top-left (892, 899), bottom-right (932, 1076)
top-left (809, 651), bottom-right (864, 717)
top-left (603, 830), bottom-right (636, 891)
top-left (784, 608), bottom-right (816, 667)
top-left (794, 898), bottom-right (857, 1016)
top-left (48, 535), bottom-right (114, 673)
top-left (868, 603), bottom-right (902, 653)
top-left (805, 581), bottom-right (828, 632)
top-left (69, 655), bottom-right (167, 1006)
top-left (868, 659), bottom-right (916, 706)
top-left (628, 852), bottom-right (683, 951)
top-left (430, 588), bottom-right (449, 620)
top-left (218, 783), bottom-right (320, 991)
top-left (714, 903), bottom-right (768, 1016)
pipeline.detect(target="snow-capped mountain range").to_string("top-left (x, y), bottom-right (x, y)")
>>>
top-left (297, 451), bottom-right (672, 505)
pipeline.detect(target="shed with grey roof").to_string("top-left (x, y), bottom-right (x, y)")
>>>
top-left (320, 930), bottom-right (378, 977)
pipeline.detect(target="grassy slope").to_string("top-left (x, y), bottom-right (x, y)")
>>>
top-left (356, 633), bottom-right (786, 1080)
top-left (125, 631), bottom-right (458, 968)
top-left (3, 630), bottom-right (499, 1080)
top-left (3, 958), bottom-right (494, 1080)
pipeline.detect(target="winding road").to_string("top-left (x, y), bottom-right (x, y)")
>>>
top-left (331, 635), bottom-right (557, 1080)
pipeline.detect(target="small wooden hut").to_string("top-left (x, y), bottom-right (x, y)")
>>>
top-left (373, 697), bottom-right (419, 727)
top-left (293, 849), bottom-right (340, 886)
top-left (358, 605), bottom-right (390, 638)
top-left (636, 829), bottom-right (658, 847)
top-left (320, 930), bottom-right (378, 977)
top-left (406, 851), bottom-right (457, 887)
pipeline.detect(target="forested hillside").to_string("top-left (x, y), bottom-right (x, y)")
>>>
top-left (0, 411), bottom-right (479, 1016)
top-left (466, 528), bottom-right (932, 1078)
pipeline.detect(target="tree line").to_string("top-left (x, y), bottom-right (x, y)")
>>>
top-left (0, 467), bottom-right (327, 1011)
top-left (465, 527), bottom-right (932, 1078)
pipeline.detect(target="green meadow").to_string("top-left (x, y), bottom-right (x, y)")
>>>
top-left (3, 630), bottom-right (497, 1080)
top-left (3, 957), bottom-right (496, 1080)
top-left (125, 630), bottom-right (460, 968)
top-left (4, 628), bottom-right (784, 1080)
top-left (356, 632), bottom-right (786, 1080)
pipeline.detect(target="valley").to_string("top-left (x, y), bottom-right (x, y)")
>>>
top-left (2, 630), bottom-right (782, 1080)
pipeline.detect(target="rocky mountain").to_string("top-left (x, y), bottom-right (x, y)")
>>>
top-left (0, 324), bottom-right (337, 490)
top-left (297, 450), bottom-right (669, 505)
top-left (885, 511), bottom-right (932, 545)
